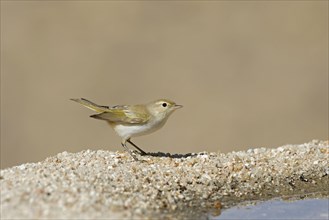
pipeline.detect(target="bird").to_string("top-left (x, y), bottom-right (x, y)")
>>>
top-left (71, 98), bottom-right (182, 160)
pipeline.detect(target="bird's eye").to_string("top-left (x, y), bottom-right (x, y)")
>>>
top-left (162, 102), bottom-right (167, 107)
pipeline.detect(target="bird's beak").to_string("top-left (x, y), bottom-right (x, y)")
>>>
top-left (174, 104), bottom-right (183, 109)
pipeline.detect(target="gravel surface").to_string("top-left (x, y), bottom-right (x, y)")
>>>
top-left (1, 140), bottom-right (328, 219)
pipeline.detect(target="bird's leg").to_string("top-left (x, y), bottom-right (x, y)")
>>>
top-left (121, 141), bottom-right (138, 161)
top-left (127, 139), bottom-right (147, 155)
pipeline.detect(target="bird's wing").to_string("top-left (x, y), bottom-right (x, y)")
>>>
top-left (90, 105), bottom-right (150, 124)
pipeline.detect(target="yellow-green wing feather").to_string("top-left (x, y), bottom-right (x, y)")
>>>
top-left (71, 98), bottom-right (150, 124)
top-left (91, 105), bottom-right (150, 124)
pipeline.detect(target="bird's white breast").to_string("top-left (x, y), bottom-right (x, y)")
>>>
top-left (112, 118), bottom-right (167, 140)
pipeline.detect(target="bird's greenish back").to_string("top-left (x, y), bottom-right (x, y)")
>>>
top-left (90, 104), bottom-right (150, 124)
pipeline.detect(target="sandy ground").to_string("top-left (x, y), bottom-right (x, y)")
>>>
top-left (1, 140), bottom-right (328, 219)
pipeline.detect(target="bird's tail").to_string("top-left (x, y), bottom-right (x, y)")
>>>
top-left (70, 98), bottom-right (109, 113)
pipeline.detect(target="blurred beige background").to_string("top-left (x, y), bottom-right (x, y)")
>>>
top-left (1, 1), bottom-right (328, 168)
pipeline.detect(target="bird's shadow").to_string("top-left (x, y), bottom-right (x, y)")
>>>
top-left (141, 151), bottom-right (198, 158)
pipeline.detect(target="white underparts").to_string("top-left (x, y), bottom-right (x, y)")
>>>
top-left (112, 117), bottom-right (168, 140)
